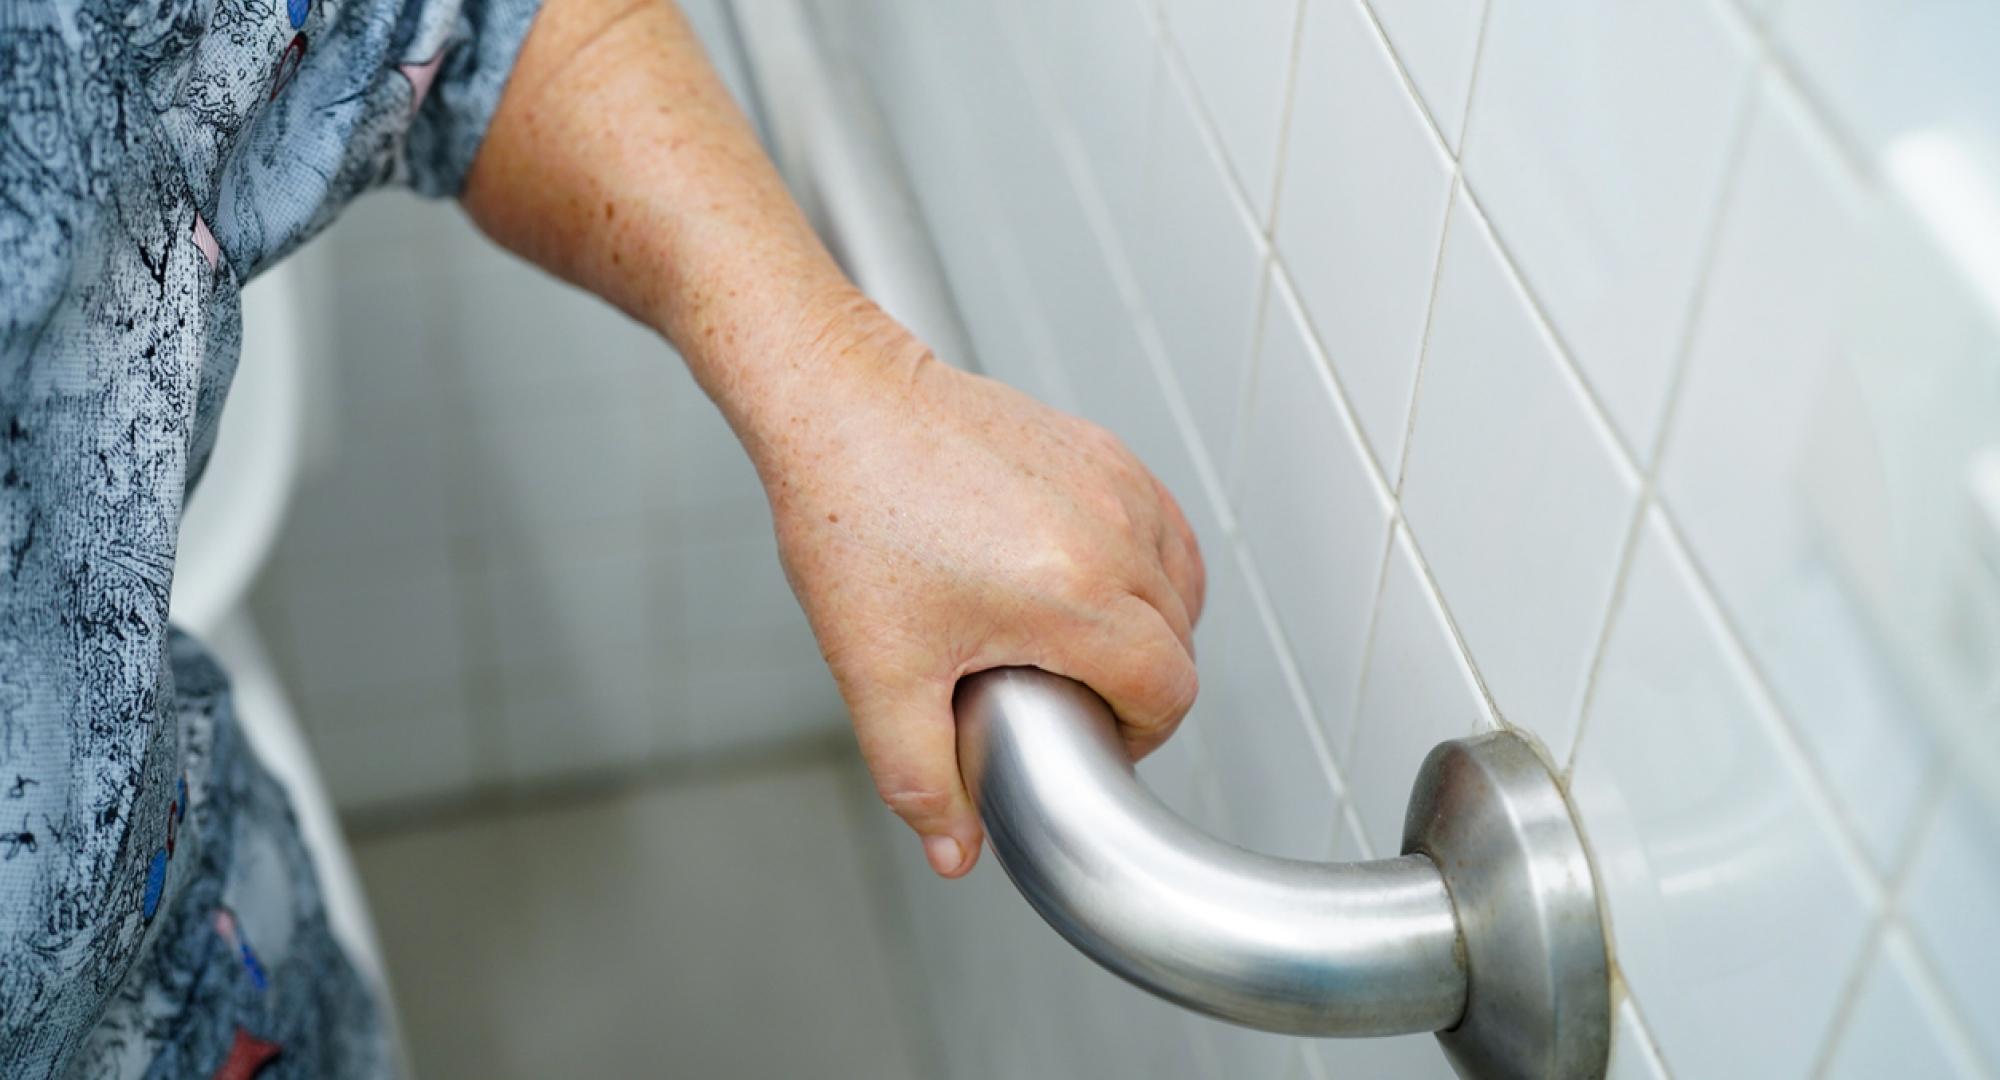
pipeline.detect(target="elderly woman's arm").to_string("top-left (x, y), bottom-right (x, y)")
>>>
top-left (460, 0), bottom-right (1204, 878)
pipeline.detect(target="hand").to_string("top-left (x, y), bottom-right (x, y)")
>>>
top-left (752, 296), bottom-right (1206, 878)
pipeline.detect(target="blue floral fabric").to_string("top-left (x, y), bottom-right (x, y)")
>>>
top-left (0, 0), bottom-right (537, 1074)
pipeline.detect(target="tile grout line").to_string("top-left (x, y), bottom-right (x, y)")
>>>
top-left (918, 3), bottom-right (1979, 1074)
top-left (983, 3), bottom-right (1338, 850)
top-left (1448, 169), bottom-right (1648, 480)
top-left (1804, 772), bottom-right (1960, 1080)
top-left (1867, 771), bottom-right (2000, 1079)
top-left (1039, 0), bottom-right (1916, 1040)
top-left (1389, 178), bottom-right (1461, 499)
top-left (1335, 521), bottom-right (1404, 769)
top-left (1350, 0), bottom-right (1465, 158)
top-left (1380, 515), bottom-right (1513, 750)
top-left (426, 264), bottom-right (513, 786)
top-left (1262, 261), bottom-right (1399, 500)
top-left (1443, 0), bottom-right (1496, 158)
top-left (1085, 0), bottom-right (1902, 924)
top-left (1616, 982), bottom-right (1680, 1079)
top-left (1222, 258), bottom-right (1280, 507)
top-left (1214, 0), bottom-right (1309, 504)
top-left (825, 743), bottom-right (958, 1080)
top-left (1562, 57), bottom-right (1763, 781)
top-left (988, 0), bottom-right (1242, 538)
top-left (1229, 532), bottom-right (1357, 806)
top-left (1152, 9), bottom-right (1282, 264)
top-left (1716, 0), bottom-right (1882, 185)
top-left (1559, 501), bottom-right (1650, 785)
top-left (1650, 511), bottom-right (1887, 902)
top-left (1433, 15), bottom-right (1975, 1059)
top-left (1259, 0), bottom-right (1311, 240)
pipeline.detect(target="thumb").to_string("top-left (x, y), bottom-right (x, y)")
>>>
top-left (848, 681), bottom-right (986, 878)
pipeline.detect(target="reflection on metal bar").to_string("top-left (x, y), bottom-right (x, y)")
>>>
top-left (958, 669), bottom-right (1612, 1079)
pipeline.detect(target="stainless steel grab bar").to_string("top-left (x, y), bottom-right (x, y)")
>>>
top-left (957, 668), bottom-right (1613, 1080)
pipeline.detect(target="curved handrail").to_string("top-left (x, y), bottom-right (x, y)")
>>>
top-left (955, 667), bottom-right (1612, 1078)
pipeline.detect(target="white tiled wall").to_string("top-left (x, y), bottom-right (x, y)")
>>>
top-left (249, 193), bottom-right (846, 810)
top-left (245, 0), bottom-right (843, 811)
top-left (827, 0), bottom-right (2000, 1076)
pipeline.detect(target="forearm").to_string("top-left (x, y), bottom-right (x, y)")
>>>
top-left (460, 0), bottom-right (907, 461)
top-left (459, 0), bottom-right (1204, 880)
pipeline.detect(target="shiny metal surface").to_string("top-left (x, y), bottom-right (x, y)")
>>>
top-left (958, 668), bottom-right (1611, 1077)
top-left (1407, 734), bottom-right (1612, 1079)
top-left (957, 669), bottom-right (1465, 1037)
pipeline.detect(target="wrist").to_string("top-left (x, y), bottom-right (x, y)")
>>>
top-left (714, 285), bottom-right (936, 475)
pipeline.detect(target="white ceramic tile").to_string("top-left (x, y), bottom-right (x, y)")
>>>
top-left (1903, 779), bottom-right (2000, 1067)
top-left (303, 683), bottom-right (477, 810)
top-left (1161, 0), bottom-right (1300, 218)
top-left (1824, 931), bottom-right (1988, 1080)
top-left (1569, 511), bottom-right (1874, 1080)
top-left (1136, 714), bottom-right (1225, 841)
top-left (1399, 188), bottom-right (1638, 761)
top-left (277, 541), bottom-right (468, 704)
top-left (1365, 0), bottom-right (1487, 150)
top-left (317, 187), bottom-right (465, 268)
top-left (1194, 550), bottom-right (1342, 862)
top-left (478, 529), bottom-right (672, 780)
top-left (905, 43), bottom-right (1083, 413)
top-left (1083, 970), bottom-right (1224, 1080)
top-left (1606, 999), bottom-right (1671, 1080)
top-left (461, 378), bottom-right (671, 541)
top-left (273, 408), bottom-right (457, 563)
top-left (1311, 1027), bottom-right (1456, 1079)
top-left (1012, 0), bottom-right (1159, 212)
top-left (662, 390), bottom-right (767, 538)
top-left (1233, 277), bottom-right (1392, 750)
top-left (667, 533), bottom-right (813, 653)
top-left (1346, 527), bottom-right (1494, 855)
top-left (446, 252), bottom-right (668, 412)
top-left (1129, 69), bottom-right (1269, 469)
top-left (1461, 0), bottom-right (1753, 455)
top-left (1062, 288), bottom-right (1231, 570)
top-left (1276, 0), bottom-right (1453, 473)
top-left (481, 528), bottom-right (660, 676)
top-left (1660, 80), bottom-right (1932, 870)
top-left (492, 683), bottom-right (661, 783)
top-left (677, 652), bottom-right (847, 753)
top-left (321, 262), bottom-right (451, 420)
top-left (1198, 1010), bottom-right (1299, 1079)
top-left (1777, 0), bottom-right (2000, 160)
top-left (985, 92), bottom-right (1143, 421)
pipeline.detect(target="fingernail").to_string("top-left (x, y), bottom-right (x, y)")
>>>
top-left (924, 835), bottom-right (964, 875)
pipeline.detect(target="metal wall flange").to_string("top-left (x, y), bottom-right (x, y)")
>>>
top-left (1404, 733), bottom-right (1612, 1080)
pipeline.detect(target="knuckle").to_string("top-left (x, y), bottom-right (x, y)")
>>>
top-left (1170, 666), bottom-right (1200, 718)
top-left (878, 785), bottom-right (955, 821)
top-left (1145, 653), bottom-right (1199, 725)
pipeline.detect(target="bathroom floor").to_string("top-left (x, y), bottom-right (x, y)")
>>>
top-left (350, 748), bottom-right (936, 1079)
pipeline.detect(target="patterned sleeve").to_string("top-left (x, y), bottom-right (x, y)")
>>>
top-left (0, 0), bottom-right (539, 1070)
top-left (400, 0), bottom-right (545, 197)
top-left (174, 0), bottom-right (543, 278)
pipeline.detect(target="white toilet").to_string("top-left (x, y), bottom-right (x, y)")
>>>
top-left (168, 262), bottom-right (396, 1027)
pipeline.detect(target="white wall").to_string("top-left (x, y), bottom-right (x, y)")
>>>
top-left (246, 0), bottom-right (847, 811)
top-left (829, 0), bottom-right (2000, 1077)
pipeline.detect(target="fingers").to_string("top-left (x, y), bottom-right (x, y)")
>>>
top-left (1054, 594), bottom-right (1199, 761)
top-left (847, 682), bottom-right (985, 878)
top-left (1152, 475), bottom-right (1207, 628)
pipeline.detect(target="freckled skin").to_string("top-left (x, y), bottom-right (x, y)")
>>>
top-left (461, 0), bottom-right (1205, 877)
